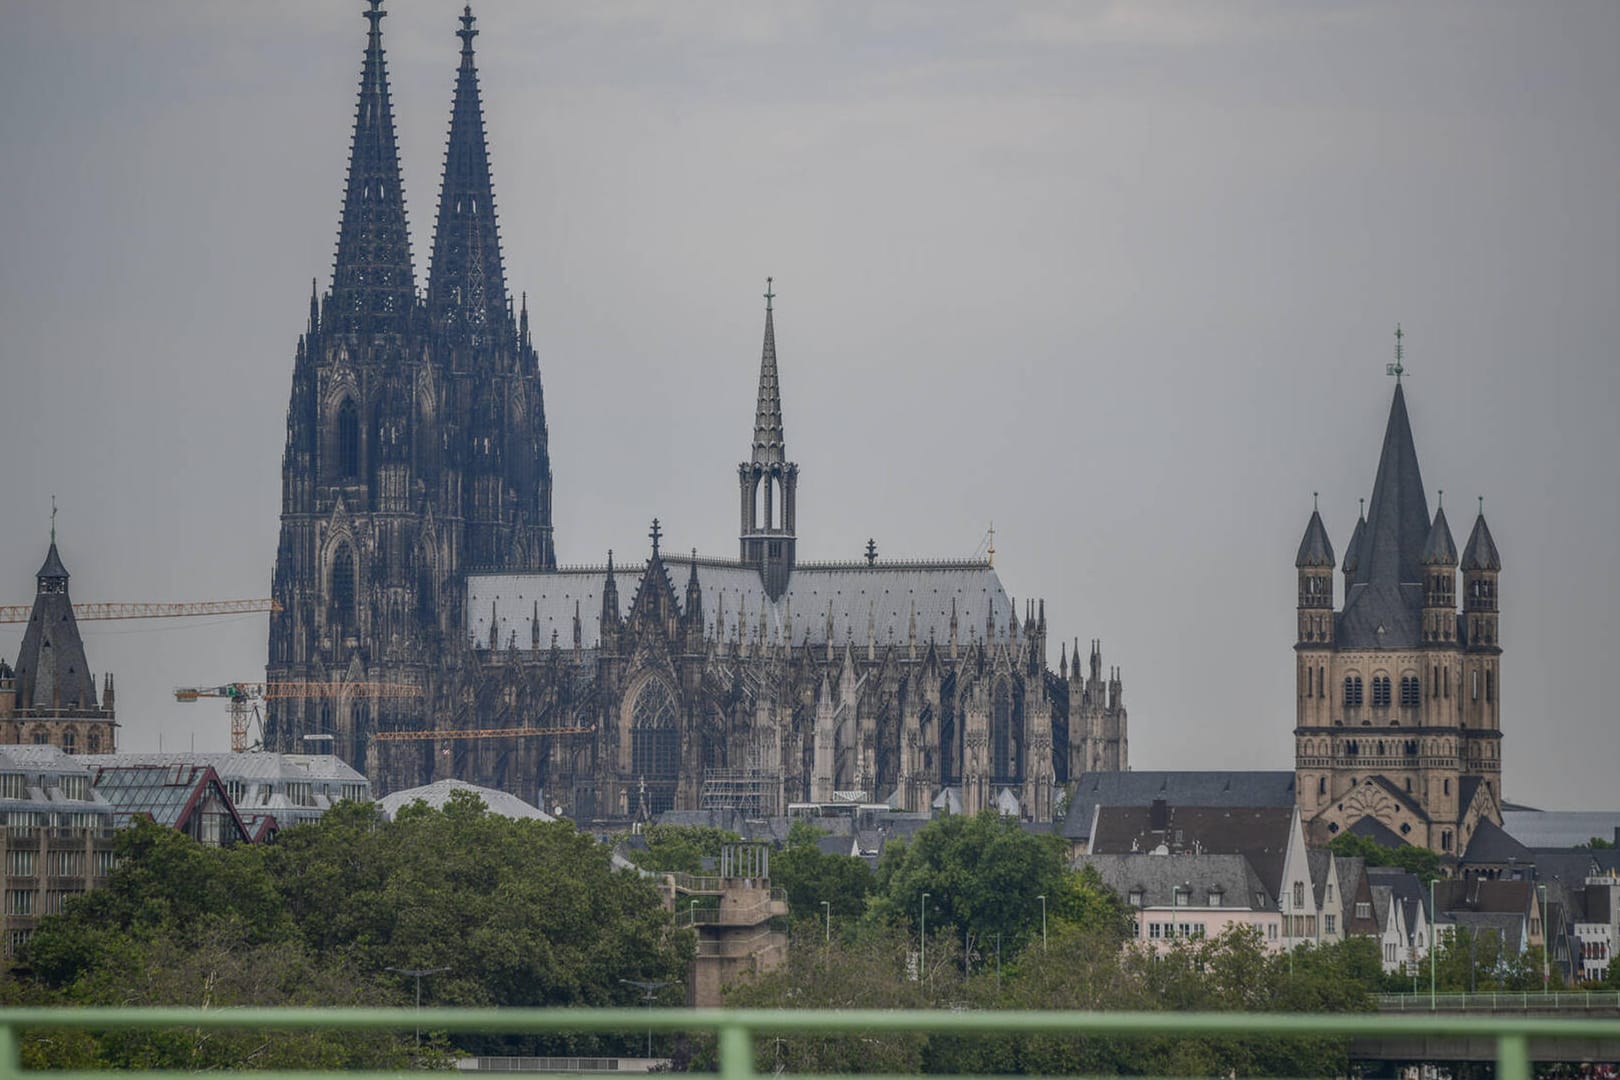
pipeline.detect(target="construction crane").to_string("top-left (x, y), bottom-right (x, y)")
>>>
top-left (174, 680), bottom-right (423, 754)
top-left (0, 598), bottom-right (280, 624)
top-left (370, 722), bottom-right (595, 744)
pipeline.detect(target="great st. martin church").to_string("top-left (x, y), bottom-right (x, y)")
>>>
top-left (266, 3), bottom-right (1127, 820)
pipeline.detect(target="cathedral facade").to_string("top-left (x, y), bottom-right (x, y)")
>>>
top-left (267, 3), bottom-right (1126, 821)
top-left (1293, 358), bottom-right (1503, 856)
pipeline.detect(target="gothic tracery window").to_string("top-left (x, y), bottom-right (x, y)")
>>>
top-left (990, 680), bottom-right (1018, 783)
top-left (337, 398), bottom-right (360, 479)
top-left (630, 678), bottom-right (680, 815)
top-left (330, 541), bottom-right (356, 634)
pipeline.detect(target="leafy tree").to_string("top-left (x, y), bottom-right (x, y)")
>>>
top-left (769, 820), bottom-right (874, 926)
top-left (1327, 831), bottom-right (1443, 884)
top-left (619, 824), bottom-right (739, 874)
top-left (1577, 836), bottom-right (1616, 850)
top-left (872, 810), bottom-right (1066, 954)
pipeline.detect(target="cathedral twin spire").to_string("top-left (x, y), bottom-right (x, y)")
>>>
top-left (329, 2), bottom-right (508, 342)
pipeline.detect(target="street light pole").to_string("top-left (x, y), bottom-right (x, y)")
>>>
top-left (1539, 883), bottom-right (1550, 991)
top-left (1429, 878), bottom-right (1437, 1009)
top-left (618, 978), bottom-right (673, 1059)
top-left (384, 966), bottom-right (449, 1047)
top-left (821, 900), bottom-right (830, 943)
top-left (1036, 894), bottom-right (1047, 953)
top-left (920, 893), bottom-right (930, 979)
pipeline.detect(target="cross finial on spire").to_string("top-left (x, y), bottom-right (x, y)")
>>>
top-left (1313, 491), bottom-right (1319, 511)
top-left (865, 538), bottom-right (877, 565)
top-left (1359, 496), bottom-right (1366, 519)
top-left (364, 0), bottom-right (385, 36)
top-left (50, 495), bottom-right (57, 544)
top-left (649, 518), bottom-right (662, 556)
top-left (1386, 323), bottom-right (1406, 383)
top-left (764, 276), bottom-right (774, 312)
top-left (457, 4), bottom-right (477, 54)
top-left (1438, 489), bottom-right (1444, 509)
top-left (1478, 495), bottom-right (1484, 515)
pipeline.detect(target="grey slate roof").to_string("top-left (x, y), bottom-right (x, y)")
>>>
top-left (1452, 911), bottom-right (1525, 953)
top-left (1461, 513), bottom-right (1501, 571)
top-left (1059, 771), bottom-right (1296, 840)
top-left (468, 556), bottom-right (1012, 653)
top-left (1502, 810), bottom-right (1620, 849)
top-left (1341, 513), bottom-right (1367, 575)
top-left (1460, 818), bottom-right (1532, 865)
top-left (1088, 804), bottom-right (1295, 897)
top-left (1307, 849), bottom-right (1333, 909)
top-left (1295, 510), bottom-right (1335, 568)
top-left (11, 540), bottom-right (99, 711)
top-left (1420, 506), bottom-right (1458, 566)
top-left (1338, 384), bottom-right (1432, 649)
top-left (1346, 815), bottom-right (1408, 849)
top-left (1079, 852), bottom-right (1274, 910)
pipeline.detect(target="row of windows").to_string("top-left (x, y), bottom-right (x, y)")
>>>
top-left (1145, 922), bottom-right (1207, 940)
top-left (1340, 670), bottom-right (1494, 707)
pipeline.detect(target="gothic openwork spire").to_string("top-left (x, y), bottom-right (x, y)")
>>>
top-left (329, 0), bottom-right (416, 335)
top-left (751, 277), bottom-right (785, 465)
top-left (427, 4), bottom-right (508, 347)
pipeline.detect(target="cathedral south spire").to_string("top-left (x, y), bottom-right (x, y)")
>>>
top-left (427, 4), bottom-right (509, 347)
top-left (739, 278), bottom-right (798, 599)
top-left (330, 0), bottom-right (416, 336)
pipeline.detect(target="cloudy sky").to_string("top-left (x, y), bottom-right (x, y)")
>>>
top-left (1, 2), bottom-right (1615, 808)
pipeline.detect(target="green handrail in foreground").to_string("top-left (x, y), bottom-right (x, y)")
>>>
top-left (1, 1006), bottom-right (1618, 1080)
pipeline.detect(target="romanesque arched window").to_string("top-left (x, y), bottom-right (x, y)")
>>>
top-left (990, 680), bottom-right (1018, 783)
top-left (1400, 675), bottom-right (1420, 707)
top-left (337, 398), bottom-right (360, 479)
top-left (1343, 676), bottom-right (1364, 707)
top-left (630, 678), bottom-right (680, 815)
top-left (1371, 675), bottom-right (1392, 708)
top-left (61, 730), bottom-right (76, 755)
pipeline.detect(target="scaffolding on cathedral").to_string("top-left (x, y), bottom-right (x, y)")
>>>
top-left (700, 769), bottom-right (779, 818)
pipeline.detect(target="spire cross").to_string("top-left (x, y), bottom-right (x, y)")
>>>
top-left (457, 5), bottom-right (477, 53)
top-left (50, 495), bottom-right (57, 544)
top-left (364, 0), bottom-right (385, 37)
top-left (764, 276), bottom-right (774, 312)
top-left (1438, 489), bottom-right (1444, 509)
top-left (649, 518), bottom-right (662, 556)
top-left (1313, 491), bottom-right (1319, 512)
top-left (1478, 495), bottom-right (1484, 515)
top-left (1359, 497), bottom-right (1366, 519)
top-left (1386, 323), bottom-right (1406, 383)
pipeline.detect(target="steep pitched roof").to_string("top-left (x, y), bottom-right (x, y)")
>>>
top-left (1420, 506), bottom-right (1458, 566)
top-left (11, 540), bottom-right (98, 711)
top-left (1341, 509), bottom-right (1367, 576)
top-left (1339, 384), bottom-right (1431, 648)
top-left (1088, 804), bottom-right (1295, 897)
top-left (1461, 512), bottom-right (1502, 571)
top-left (1079, 852), bottom-right (1274, 911)
top-left (1060, 771), bottom-right (1297, 840)
top-left (1460, 817), bottom-right (1530, 866)
top-left (1295, 509), bottom-right (1335, 568)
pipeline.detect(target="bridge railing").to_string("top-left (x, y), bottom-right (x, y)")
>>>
top-left (2, 1006), bottom-right (1619, 1080)
top-left (1379, 991), bottom-right (1620, 1011)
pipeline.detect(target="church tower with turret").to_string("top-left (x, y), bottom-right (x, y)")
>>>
top-left (1292, 331), bottom-right (1503, 858)
top-left (267, 2), bottom-right (554, 777)
top-left (738, 280), bottom-right (798, 600)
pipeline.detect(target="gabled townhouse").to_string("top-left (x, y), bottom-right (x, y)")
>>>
top-left (1366, 867), bottom-right (1431, 972)
top-left (1307, 849), bottom-right (1344, 943)
top-left (1087, 801), bottom-right (1320, 950)
top-left (1334, 855), bottom-right (1383, 940)
top-left (1080, 851), bottom-right (1281, 952)
top-left (1370, 882), bottom-right (1412, 973)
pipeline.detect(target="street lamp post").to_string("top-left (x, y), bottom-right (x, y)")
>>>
top-left (920, 893), bottom-right (930, 979)
top-left (1429, 878), bottom-right (1437, 1009)
top-left (1036, 894), bottom-right (1047, 953)
top-left (384, 965), bottom-right (449, 1047)
top-left (821, 900), bottom-right (831, 943)
top-left (689, 898), bottom-right (698, 926)
top-left (618, 978), bottom-right (673, 1059)
top-left (1539, 883), bottom-right (1550, 991)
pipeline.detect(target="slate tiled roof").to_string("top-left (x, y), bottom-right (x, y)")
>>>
top-left (1346, 815), bottom-right (1408, 849)
top-left (1295, 510), bottom-right (1335, 569)
top-left (1461, 513), bottom-right (1502, 571)
top-left (1059, 771), bottom-right (1296, 840)
top-left (1434, 877), bottom-right (1535, 916)
top-left (1452, 911), bottom-right (1526, 953)
top-left (468, 557), bottom-right (1012, 653)
top-left (1079, 852), bottom-right (1274, 910)
top-left (11, 541), bottom-right (99, 711)
top-left (1420, 507), bottom-right (1458, 566)
top-left (1088, 804), bottom-right (1295, 897)
top-left (1460, 818), bottom-right (1532, 866)
top-left (1341, 513), bottom-right (1367, 575)
top-left (1338, 384), bottom-right (1432, 649)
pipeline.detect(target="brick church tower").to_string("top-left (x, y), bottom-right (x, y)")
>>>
top-left (267, 2), bottom-right (554, 773)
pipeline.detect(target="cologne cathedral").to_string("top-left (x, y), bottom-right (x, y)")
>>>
top-left (267, 2), bottom-right (1127, 822)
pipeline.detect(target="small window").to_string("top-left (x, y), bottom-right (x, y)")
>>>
top-left (1356, 902), bottom-right (1372, 920)
top-left (1444, 778), bottom-right (1451, 796)
top-left (1293, 882), bottom-right (1305, 908)
top-left (1325, 914), bottom-right (1337, 935)
top-left (1442, 830), bottom-right (1453, 852)
top-left (1127, 889), bottom-right (1144, 907)
top-left (1207, 890), bottom-right (1223, 908)
top-left (1317, 776), bottom-right (1326, 796)
top-left (1485, 670), bottom-right (1494, 704)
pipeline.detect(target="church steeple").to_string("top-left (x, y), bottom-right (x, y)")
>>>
top-left (427, 4), bottom-right (509, 347)
top-left (738, 279), bottom-right (798, 599)
top-left (329, 0), bottom-right (416, 336)
top-left (12, 535), bottom-right (98, 711)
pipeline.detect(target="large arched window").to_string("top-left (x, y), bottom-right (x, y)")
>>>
top-left (1343, 676), bottom-right (1364, 707)
top-left (630, 678), bottom-right (680, 815)
top-left (337, 398), bottom-right (360, 479)
top-left (1371, 675), bottom-right (1392, 708)
top-left (1400, 676), bottom-right (1420, 707)
top-left (990, 680), bottom-right (1019, 783)
top-left (330, 541), bottom-right (356, 634)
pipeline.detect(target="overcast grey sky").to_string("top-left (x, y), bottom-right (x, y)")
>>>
top-left (1, 2), bottom-right (1615, 808)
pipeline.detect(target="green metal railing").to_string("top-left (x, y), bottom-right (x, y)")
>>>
top-left (1379, 991), bottom-right (1620, 1011)
top-left (1, 1006), bottom-right (1618, 1080)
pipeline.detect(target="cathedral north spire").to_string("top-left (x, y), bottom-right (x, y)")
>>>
top-left (751, 277), bottom-right (785, 465)
top-left (427, 4), bottom-right (509, 346)
top-left (739, 279), bottom-right (798, 599)
top-left (329, 0), bottom-right (416, 336)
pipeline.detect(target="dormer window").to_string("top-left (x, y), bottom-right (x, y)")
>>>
top-left (1128, 889), bottom-right (1144, 907)
top-left (1208, 889), bottom-right (1223, 908)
